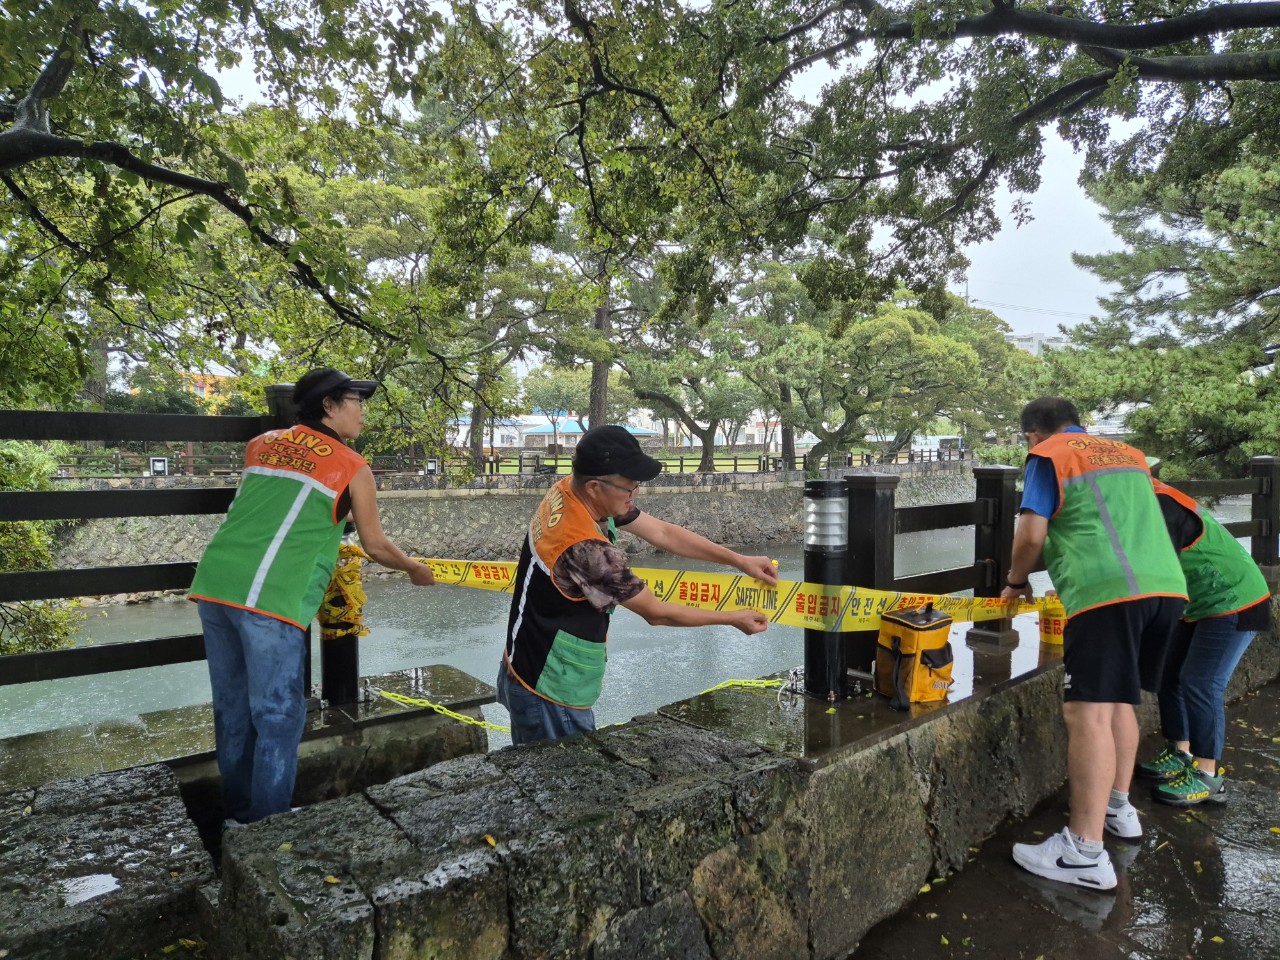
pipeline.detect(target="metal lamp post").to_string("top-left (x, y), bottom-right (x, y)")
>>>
top-left (803, 479), bottom-right (848, 701)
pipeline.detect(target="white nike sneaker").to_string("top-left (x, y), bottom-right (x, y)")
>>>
top-left (1104, 801), bottom-right (1142, 839)
top-left (1012, 827), bottom-right (1117, 890)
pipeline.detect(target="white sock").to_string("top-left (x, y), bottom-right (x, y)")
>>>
top-left (1108, 789), bottom-right (1129, 809)
top-left (1070, 831), bottom-right (1105, 858)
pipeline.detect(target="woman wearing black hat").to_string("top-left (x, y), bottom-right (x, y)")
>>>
top-left (189, 367), bottom-right (436, 825)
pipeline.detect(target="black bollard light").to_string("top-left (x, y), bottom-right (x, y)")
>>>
top-left (804, 479), bottom-right (848, 701)
top-left (319, 525), bottom-right (361, 706)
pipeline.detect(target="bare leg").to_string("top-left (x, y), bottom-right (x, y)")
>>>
top-left (1111, 703), bottom-right (1139, 794)
top-left (1064, 700), bottom-right (1116, 842)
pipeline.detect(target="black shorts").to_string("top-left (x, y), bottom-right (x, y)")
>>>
top-left (1062, 596), bottom-right (1185, 704)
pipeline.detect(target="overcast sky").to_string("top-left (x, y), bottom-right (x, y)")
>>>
top-left (958, 133), bottom-right (1116, 338)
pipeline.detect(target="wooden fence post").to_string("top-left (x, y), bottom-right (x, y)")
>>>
top-left (1252, 455), bottom-right (1279, 585)
top-left (966, 465), bottom-right (1021, 646)
top-left (844, 473), bottom-right (899, 682)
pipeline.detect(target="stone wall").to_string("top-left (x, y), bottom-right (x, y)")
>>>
top-left (198, 583), bottom-right (1278, 960)
top-left (0, 765), bottom-right (214, 960)
top-left (54, 465), bottom-right (976, 568)
top-left (206, 620), bottom-right (1278, 960)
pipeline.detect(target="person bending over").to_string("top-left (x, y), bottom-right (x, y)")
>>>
top-left (498, 424), bottom-right (776, 745)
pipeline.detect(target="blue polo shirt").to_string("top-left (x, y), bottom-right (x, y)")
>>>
top-left (1019, 425), bottom-right (1088, 518)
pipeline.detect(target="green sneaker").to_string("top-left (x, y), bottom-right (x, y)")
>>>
top-left (1197, 768), bottom-right (1228, 806)
top-left (1153, 763), bottom-right (1225, 807)
top-left (1137, 743), bottom-right (1191, 781)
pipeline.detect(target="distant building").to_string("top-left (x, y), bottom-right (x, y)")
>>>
top-left (445, 417), bottom-right (524, 448)
top-left (1004, 332), bottom-right (1069, 356)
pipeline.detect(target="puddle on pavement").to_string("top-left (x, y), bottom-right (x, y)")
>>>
top-left (57, 872), bottom-right (120, 905)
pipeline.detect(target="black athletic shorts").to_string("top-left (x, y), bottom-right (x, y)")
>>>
top-left (1062, 596), bottom-right (1185, 704)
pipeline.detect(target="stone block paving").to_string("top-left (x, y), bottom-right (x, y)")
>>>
top-left (0, 764), bottom-right (215, 960)
top-left (852, 681), bottom-right (1280, 960)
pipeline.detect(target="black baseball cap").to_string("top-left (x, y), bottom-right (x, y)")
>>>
top-left (574, 425), bottom-right (663, 481)
top-left (292, 367), bottom-right (379, 407)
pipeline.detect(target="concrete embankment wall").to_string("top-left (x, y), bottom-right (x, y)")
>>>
top-left (54, 465), bottom-right (975, 570)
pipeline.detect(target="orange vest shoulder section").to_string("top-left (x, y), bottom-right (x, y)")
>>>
top-left (1153, 479), bottom-right (1198, 515)
top-left (530, 477), bottom-right (608, 573)
top-left (244, 425), bottom-right (367, 495)
top-left (1032, 432), bottom-right (1150, 481)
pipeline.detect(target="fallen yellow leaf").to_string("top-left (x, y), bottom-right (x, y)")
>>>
top-left (278, 842), bottom-right (294, 851)
top-left (919, 883), bottom-right (932, 894)
top-left (324, 875), bottom-right (341, 884)
top-left (1194, 861), bottom-right (1203, 874)
top-left (483, 834), bottom-right (497, 847)
top-left (1211, 936), bottom-right (1225, 943)
top-left (941, 934), bottom-right (950, 946)
top-left (1270, 827), bottom-right (1280, 835)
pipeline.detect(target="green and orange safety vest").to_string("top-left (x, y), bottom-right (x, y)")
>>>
top-left (189, 424), bottom-right (367, 629)
top-left (1153, 481), bottom-right (1270, 622)
top-left (1029, 432), bottom-right (1186, 618)
top-left (504, 477), bottom-right (615, 709)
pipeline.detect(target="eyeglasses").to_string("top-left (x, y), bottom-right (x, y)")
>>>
top-left (593, 477), bottom-right (640, 497)
top-left (341, 394), bottom-right (367, 407)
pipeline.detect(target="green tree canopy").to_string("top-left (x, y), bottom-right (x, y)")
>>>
top-left (1045, 114), bottom-right (1280, 478)
top-left (0, 441), bottom-right (82, 655)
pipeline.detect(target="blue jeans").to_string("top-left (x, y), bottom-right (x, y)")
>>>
top-left (1157, 614), bottom-right (1255, 761)
top-left (496, 664), bottom-right (596, 745)
top-left (199, 601), bottom-right (307, 822)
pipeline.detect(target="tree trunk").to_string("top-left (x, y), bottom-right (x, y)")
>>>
top-left (467, 402), bottom-right (486, 472)
top-left (79, 333), bottom-right (111, 408)
top-left (780, 383), bottom-right (796, 466)
top-left (694, 423), bottom-right (717, 472)
top-left (590, 300), bottom-right (610, 428)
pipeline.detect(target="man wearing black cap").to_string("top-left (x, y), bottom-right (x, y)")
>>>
top-left (190, 367), bottom-right (436, 824)
top-left (498, 424), bottom-right (778, 745)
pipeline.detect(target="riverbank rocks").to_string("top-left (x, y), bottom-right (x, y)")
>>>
top-left (0, 764), bottom-right (214, 960)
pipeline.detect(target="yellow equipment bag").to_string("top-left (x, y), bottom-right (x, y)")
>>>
top-left (875, 603), bottom-right (955, 710)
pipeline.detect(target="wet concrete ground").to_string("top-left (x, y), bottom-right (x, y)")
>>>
top-left (0, 664), bottom-right (493, 793)
top-left (851, 680), bottom-right (1280, 960)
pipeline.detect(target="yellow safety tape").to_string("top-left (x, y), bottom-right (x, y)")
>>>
top-left (376, 688), bottom-right (512, 734)
top-left (318, 543), bottom-right (372, 641)
top-left (700, 678), bottom-right (784, 695)
top-left (416, 558), bottom-right (1048, 632)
